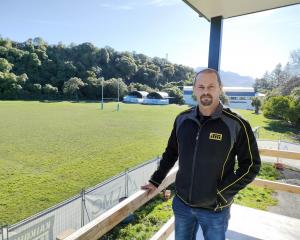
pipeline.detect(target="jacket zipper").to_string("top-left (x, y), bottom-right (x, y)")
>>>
top-left (188, 118), bottom-right (211, 203)
top-left (188, 128), bottom-right (201, 202)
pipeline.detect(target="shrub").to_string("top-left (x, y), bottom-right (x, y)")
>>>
top-left (263, 96), bottom-right (291, 120)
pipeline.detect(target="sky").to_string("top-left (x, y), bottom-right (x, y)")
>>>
top-left (0, 0), bottom-right (300, 79)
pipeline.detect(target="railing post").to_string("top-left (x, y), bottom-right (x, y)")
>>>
top-left (5, 226), bottom-right (8, 240)
top-left (81, 189), bottom-right (85, 227)
top-left (125, 168), bottom-right (129, 197)
top-left (277, 138), bottom-right (281, 163)
top-left (252, 126), bottom-right (260, 139)
top-left (3, 226), bottom-right (8, 240)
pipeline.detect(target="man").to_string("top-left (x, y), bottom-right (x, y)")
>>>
top-left (141, 68), bottom-right (261, 240)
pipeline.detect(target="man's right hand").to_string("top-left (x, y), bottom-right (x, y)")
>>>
top-left (141, 182), bottom-right (157, 195)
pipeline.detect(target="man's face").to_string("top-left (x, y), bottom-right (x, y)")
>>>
top-left (193, 72), bottom-right (222, 108)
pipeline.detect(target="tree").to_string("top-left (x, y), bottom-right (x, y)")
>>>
top-left (162, 64), bottom-right (175, 84)
top-left (8, 47), bottom-right (26, 65)
top-left (288, 100), bottom-right (300, 128)
top-left (162, 81), bottom-right (185, 89)
top-left (289, 49), bottom-right (300, 76)
top-left (0, 58), bottom-right (27, 99)
top-left (24, 38), bottom-right (34, 52)
top-left (0, 37), bottom-right (197, 99)
top-left (291, 86), bottom-right (300, 102)
top-left (81, 77), bottom-right (103, 99)
top-left (103, 78), bottom-right (127, 99)
top-left (0, 72), bottom-right (19, 98)
top-left (0, 37), bottom-right (12, 48)
top-left (115, 55), bottom-right (137, 82)
top-left (133, 64), bottom-right (160, 88)
top-left (279, 75), bottom-right (300, 96)
top-left (265, 88), bottom-right (281, 100)
top-left (128, 82), bottom-right (154, 93)
top-left (220, 92), bottom-right (229, 105)
top-left (254, 77), bottom-right (272, 92)
top-left (32, 84), bottom-right (42, 95)
top-left (22, 52), bottom-right (41, 83)
top-left (63, 77), bottom-right (85, 100)
top-left (133, 53), bottom-right (149, 64)
top-left (263, 96), bottom-right (291, 120)
top-left (0, 46), bottom-right (8, 58)
top-left (0, 58), bottom-right (13, 72)
top-left (162, 86), bottom-right (184, 104)
top-left (270, 63), bottom-right (287, 88)
top-left (43, 84), bottom-right (58, 96)
top-left (33, 37), bottom-right (47, 48)
top-left (74, 42), bottom-right (97, 67)
top-left (90, 66), bottom-right (102, 78)
top-left (251, 97), bottom-right (262, 114)
top-left (98, 48), bottom-right (109, 64)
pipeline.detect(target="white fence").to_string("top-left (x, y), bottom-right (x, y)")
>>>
top-left (257, 140), bottom-right (300, 169)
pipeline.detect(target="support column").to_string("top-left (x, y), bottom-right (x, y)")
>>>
top-left (208, 16), bottom-right (223, 71)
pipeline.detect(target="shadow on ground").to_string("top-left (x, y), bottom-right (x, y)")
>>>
top-left (265, 120), bottom-right (295, 134)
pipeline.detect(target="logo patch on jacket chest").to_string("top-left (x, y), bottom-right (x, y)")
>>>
top-left (209, 132), bottom-right (222, 141)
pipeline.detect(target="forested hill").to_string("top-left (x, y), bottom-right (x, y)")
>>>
top-left (0, 37), bottom-right (194, 100)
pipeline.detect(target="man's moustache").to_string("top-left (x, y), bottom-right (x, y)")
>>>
top-left (200, 94), bottom-right (212, 98)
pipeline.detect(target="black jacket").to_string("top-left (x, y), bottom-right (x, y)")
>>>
top-left (149, 104), bottom-right (261, 211)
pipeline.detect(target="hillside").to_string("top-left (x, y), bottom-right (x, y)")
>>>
top-left (195, 67), bottom-right (255, 87)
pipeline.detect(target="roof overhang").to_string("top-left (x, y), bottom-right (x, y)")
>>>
top-left (183, 0), bottom-right (300, 21)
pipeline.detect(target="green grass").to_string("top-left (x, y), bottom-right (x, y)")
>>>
top-left (102, 193), bottom-right (173, 240)
top-left (0, 102), bottom-right (295, 225)
top-left (234, 162), bottom-right (279, 210)
top-left (0, 101), bottom-right (186, 225)
top-left (234, 109), bottom-right (298, 141)
top-left (234, 186), bottom-right (277, 210)
top-left (257, 162), bottom-right (280, 181)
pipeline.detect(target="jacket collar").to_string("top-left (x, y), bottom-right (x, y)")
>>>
top-left (192, 102), bottom-right (223, 120)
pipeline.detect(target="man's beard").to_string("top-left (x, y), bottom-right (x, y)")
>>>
top-left (200, 94), bottom-right (213, 106)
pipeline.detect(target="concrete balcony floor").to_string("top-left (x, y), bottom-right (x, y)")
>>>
top-left (167, 204), bottom-right (300, 240)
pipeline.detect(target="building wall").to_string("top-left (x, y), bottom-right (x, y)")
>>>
top-left (143, 99), bottom-right (169, 105)
top-left (227, 98), bottom-right (254, 110)
top-left (183, 94), bottom-right (197, 106)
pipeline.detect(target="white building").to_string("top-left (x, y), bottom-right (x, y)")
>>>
top-left (123, 91), bottom-right (149, 103)
top-left (183, 86), bottom-right (262, 110)
top-left (223, 87), bottom-right (256, 110)
top-left (143, 92), bottom-right (169, 105)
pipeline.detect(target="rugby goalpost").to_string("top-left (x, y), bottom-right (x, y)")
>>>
top-left (100, 78), bottom-right (120, 111)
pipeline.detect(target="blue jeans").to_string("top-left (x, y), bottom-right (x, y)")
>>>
top-left (172, 195), bottom-right (230, 240)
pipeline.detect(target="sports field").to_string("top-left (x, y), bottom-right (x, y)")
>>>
top-left (0, 101), bottom-right (296, 225)
top-left (0, 101), bottom-right (187, 224)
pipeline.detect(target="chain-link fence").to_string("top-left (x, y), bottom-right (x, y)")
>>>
top-left (1, 157), bottom-right (160, 240)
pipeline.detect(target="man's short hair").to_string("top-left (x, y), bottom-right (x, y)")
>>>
top-left (193, 68), bottom-right (222, 86)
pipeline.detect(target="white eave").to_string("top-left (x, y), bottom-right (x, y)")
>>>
top-left (183, 0), bottom-right (300, 21)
